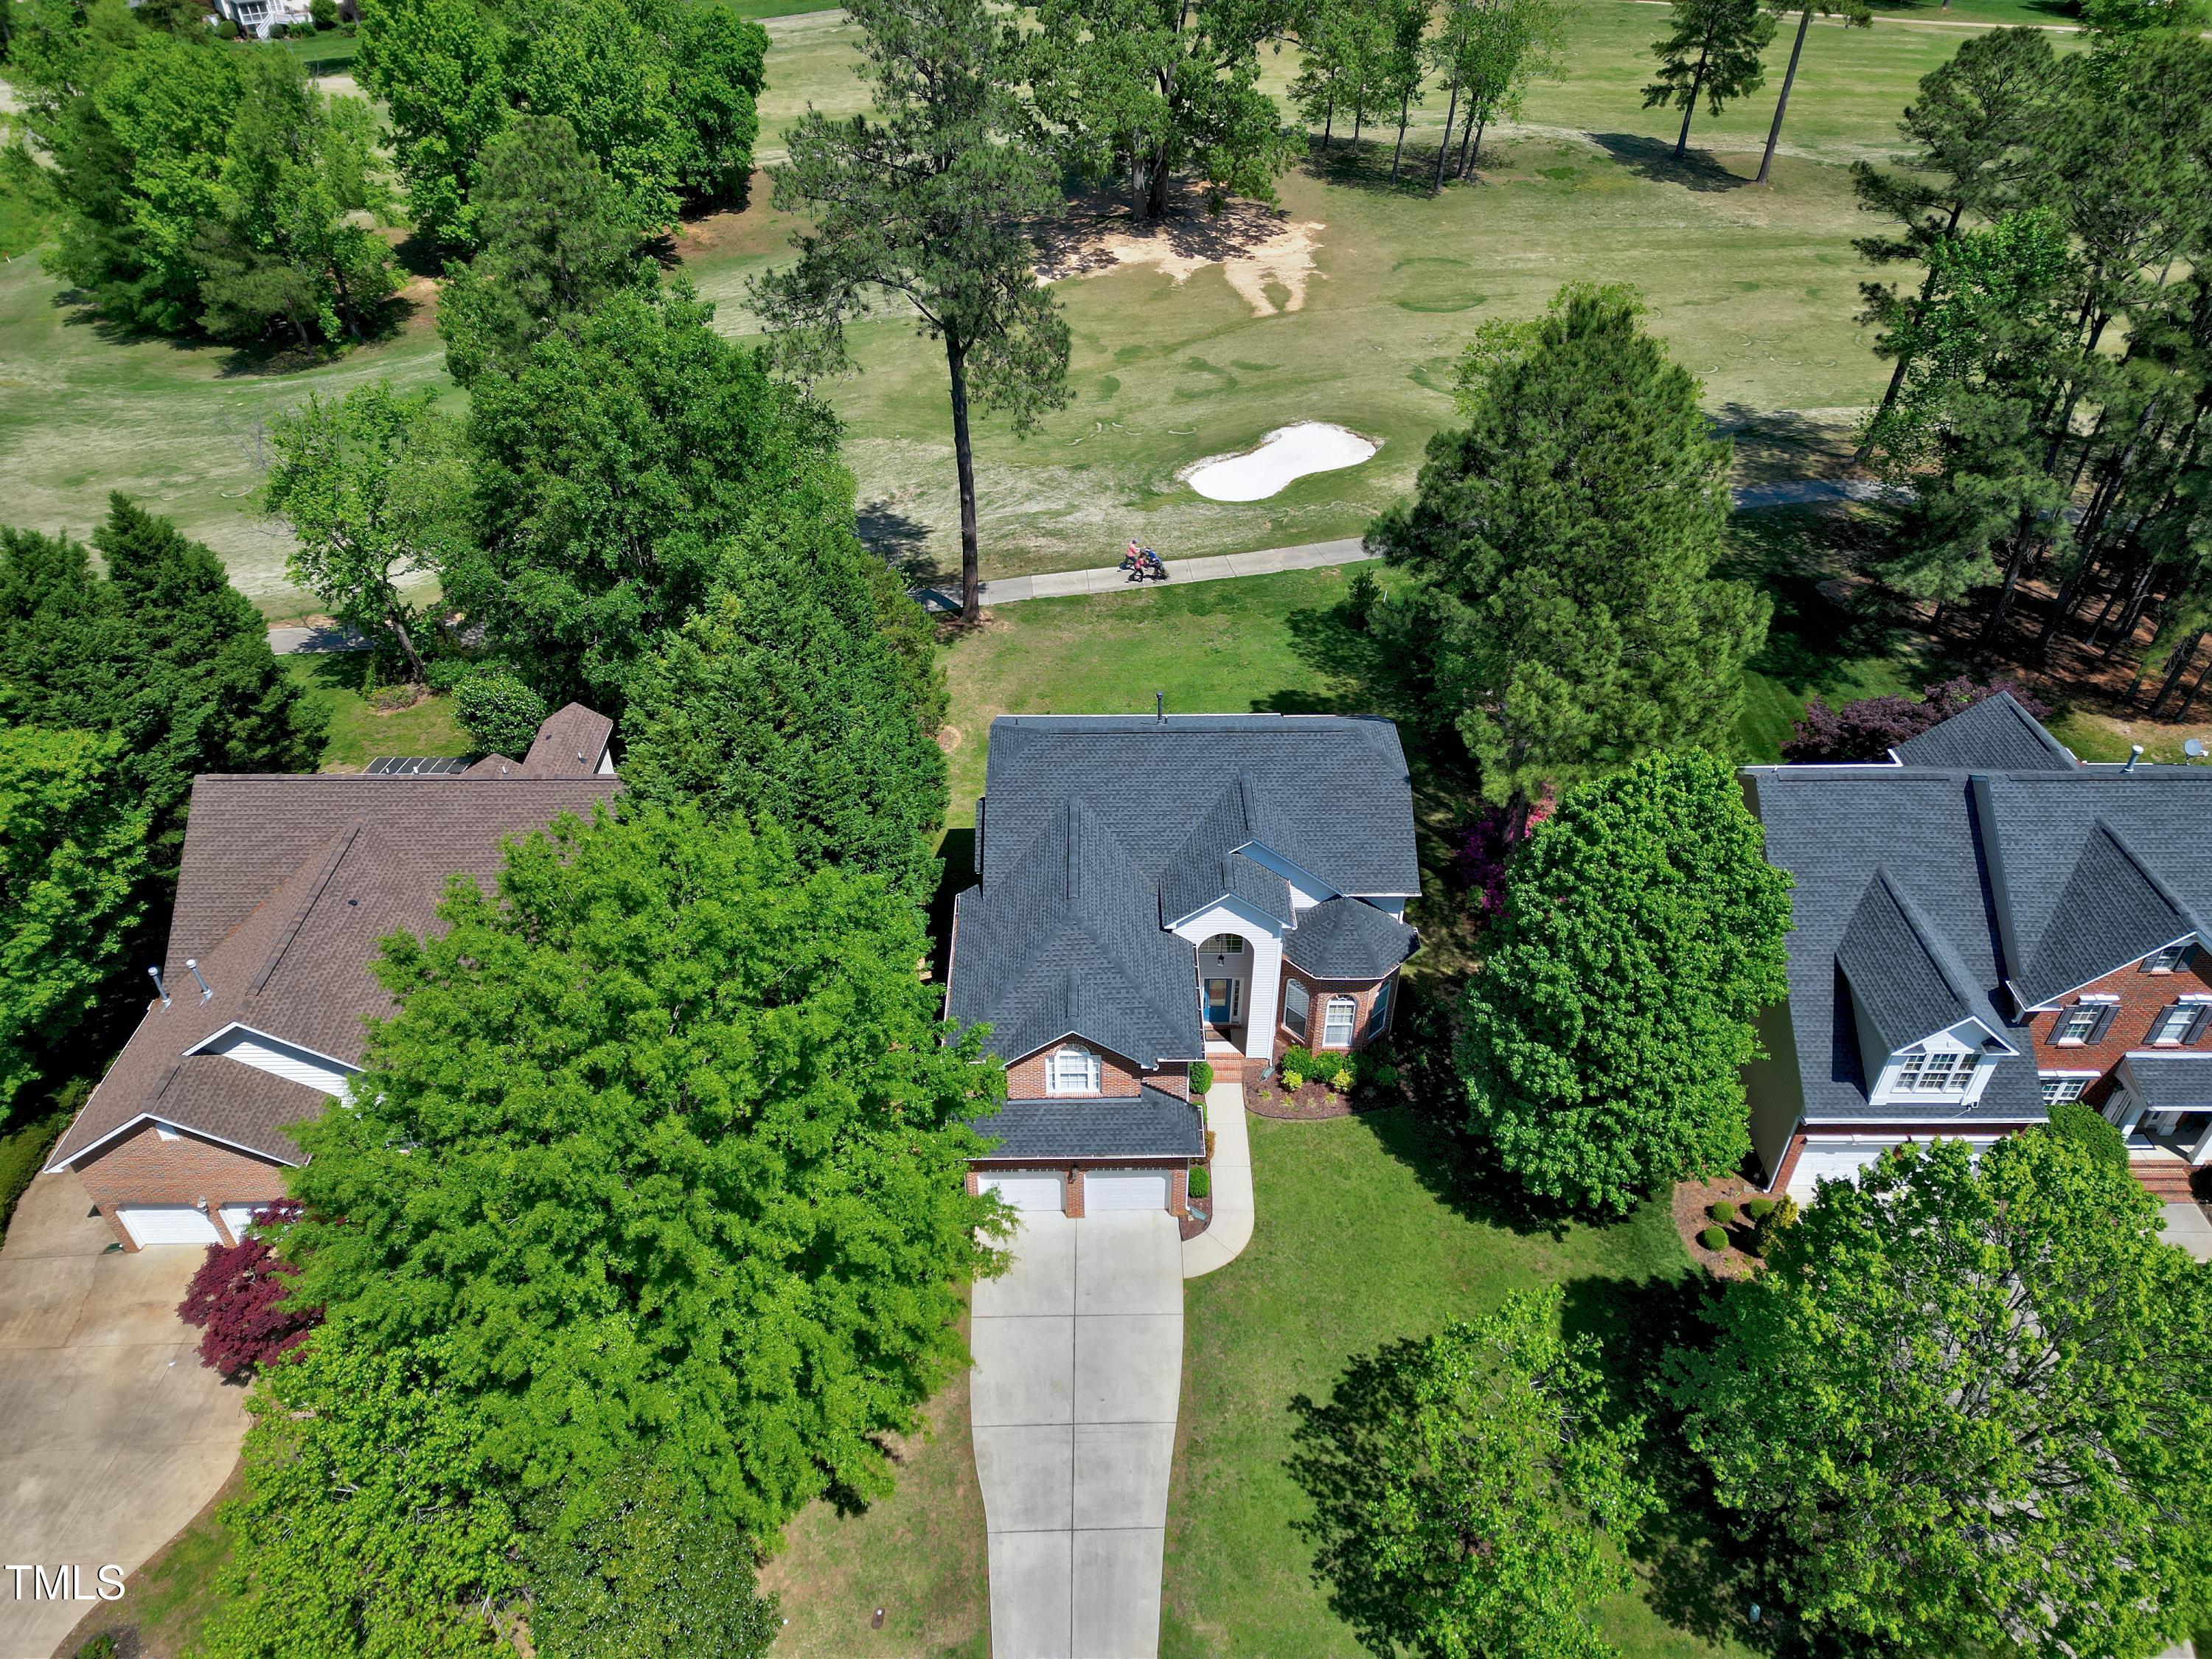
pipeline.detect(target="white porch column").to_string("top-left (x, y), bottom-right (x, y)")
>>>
top-left (1245, 935), bottom-right (1283, 1067)
top-left (2111, 1090), bottom-right (2148, 1135)
top-left (2186, 1116), bottom-right (2212, 1164)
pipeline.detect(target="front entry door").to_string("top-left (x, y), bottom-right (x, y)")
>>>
top-left (1204, 975), bottom-right (1242, 1026)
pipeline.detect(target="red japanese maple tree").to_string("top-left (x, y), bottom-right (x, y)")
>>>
top-left (175, 1200), bottom-right (320, 1377)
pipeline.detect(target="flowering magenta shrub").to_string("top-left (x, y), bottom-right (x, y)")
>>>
top-left (1783, 677), bottom-right (2050, 766)
top-left (175, 1200), bottom-right (319, 1377)
top-left (1452, 795), bottom-right (1554, 925)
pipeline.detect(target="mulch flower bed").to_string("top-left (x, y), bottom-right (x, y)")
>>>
top-left (1179, 1203), bottom-right (1211, 1242)
top-left (1674, 1173), bottom-right (1762, 1281)
top-left (1245, 1077), bottom-right (1409, 1120)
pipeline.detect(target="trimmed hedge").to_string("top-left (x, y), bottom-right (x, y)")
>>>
top-left (2045, 1099), bottom-right (2128, 1174)
top-left (1189, 1061), bottom-right (1214, 1099)
top-left (1699, 1225), bottom-right (1728, 1253)
top-left (1188, 1166), bottom-right (1211, 1200)
top-left (1710, 1199), bottom-right (1738, 1226)
top-left (1743, 1196), bottom-right (1775, 1220)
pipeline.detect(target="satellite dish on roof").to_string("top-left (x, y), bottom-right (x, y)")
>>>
top-left (2187, 739), bottom-right (2207, 759)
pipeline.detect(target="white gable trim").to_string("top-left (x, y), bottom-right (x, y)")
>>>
top-left (44, 1110), bottom-right (302, 1173)
top-left (188, 1023), bottom-right (360, 1097)
top-left (1234, 843), bottom-right (1340, 911)
top-left (1165, 893), bottom-right (1286, 939)
top-left (2012, 931), bottom-right (2205, 1013)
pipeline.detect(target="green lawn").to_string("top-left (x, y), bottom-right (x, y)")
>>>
top-left (1, 1), bottom-right (2004, 608)
top-left (284, 655), bottom-right (470, 770)
top-left (1162, 1108), bottom-right (1749, 1659)
top-left (58, 1472), bottom-right (237, 1659)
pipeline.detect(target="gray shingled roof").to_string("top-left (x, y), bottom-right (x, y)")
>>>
top-left (2118, 1053), bottom-right (2212, 1113)
top-left (1284, 897), bottom-right (1419, 981)
top-left (967, 1086), bottom-right (1206, 1160)
top-left (949, 715), bottom-right (1420, 1071)
top-left (1750, 695), bottom-right (2212, 1128)
top-left (1891, 691), bottom-right (2079, 772)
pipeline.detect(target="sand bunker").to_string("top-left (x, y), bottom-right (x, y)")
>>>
top-left (1182, 423), bottom-right (1380, 501)
top-left (1034, 198), bottom-right (1325, 319)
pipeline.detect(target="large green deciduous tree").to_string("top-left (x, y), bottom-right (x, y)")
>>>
top-left (455, 281), bottom-right (845, 710)
top-left (352, 0), bottom-right (508, 248)
top-left (198, 1335), bottom-right (522, 1659)
top-left (1022, 0), bottom-right (1301, 218)
top-left (1293, 1287), bottom-right (1654, 1659)
top-left (0, 727), bottom-right (150, 1116)
top-left (1369, 284), bottom-right (1767, 811)
top-left (1457, 751), bottom-right (1791, 1213)
top-left (435, 114), bottom-right (644, 388)
top-left (1680, 1129), bottom-right (2212, 1656)
top-left (622, 484), bottom-right (950, 899)
top-left (263, 381), bottom-right (468, 686)
top-left (1642, 0), bottom-right (1773, 160)
top-left (757, 0), bottom-right (1068, 624)
top-left (282, 804), bottom-right (1008, 1537)
top-left (0, 498), bottom-right (326, 878)
top-left (1430, 0), bottom-right (1565, 181)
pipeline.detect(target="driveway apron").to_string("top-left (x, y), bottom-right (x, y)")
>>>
top-left (970, 1211), bottom-right (1183, 1659)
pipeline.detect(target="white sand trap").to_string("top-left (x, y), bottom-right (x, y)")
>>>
top-left (1037, 209), bottom-right (1326, 319)
top-left (1182, 423), bottom-right (1380, 502)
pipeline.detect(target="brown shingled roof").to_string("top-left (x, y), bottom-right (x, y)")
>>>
top-left (524, 703), bottom-right (616, 777)
top-left (53, 757), bottom-right (621, 1173)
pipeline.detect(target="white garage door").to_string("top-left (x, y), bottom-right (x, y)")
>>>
top-left (116, 1205), bottom-right (223, 1247)
top-left (981, 1171), bottom-right (1066, 1212)
top-left (1787, 1142), bottom-right (1899, 1200)
top-left (1086, 1169), bottom-right (1172, 1211)
top-left (219, 1203), bottom-right (268, 1240)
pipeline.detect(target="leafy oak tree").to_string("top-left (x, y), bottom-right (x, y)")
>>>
top-left (1680, 1129), bottom-right (2212, 1656)
top-left (1643, 0), bottom-right (1773, 160)
top-left (0, 499), bottom-right (326, 877)
top-left (622, 484), bottom-right (950, 897)
top-left (437, 115), bottom-right (643, 387)
top-left (281, 804), bottom-right (1009, 1537)
top-left (757, 0), bottom-right (1068, 623)
top-left (1293, 1287), bottom-right (1654, 1659)
top-left (455, 281), bottom-right (844, 709)
top-left (263, 382), bottom-right (468, 686)
top-left (1021, 0), bottom-right (1302, 218)
top-left (1433, 0), bottom-right (1566, 180)
top-left (0, 728), bottom-right (150, 1115)
top-left (1457, 751), bottom-right (1792, 1212)
top-left (1369, 284), bottom-right (1767, 814)
top-left (199, 1333), bottom-right (523, 1659)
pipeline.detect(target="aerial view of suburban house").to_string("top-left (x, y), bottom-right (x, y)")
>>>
top-left (44, 706), bottom-right (622, 1251)
top-left (1745, 691), bottom-right (2212, 1200)
top-left (946, 712), bottom-right (1420, 1217)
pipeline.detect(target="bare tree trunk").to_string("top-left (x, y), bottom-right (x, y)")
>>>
top-left (2179, 651), bottom-right (2212, 722)
top-left (2147, 630), bottom-right (2204, 717)
top-left (1674, 49), bottom-right (1708, 158)
top-left (1433, 74), bottom-right (1461, 190)
top-left (1322, 90), bottom-right (1335, 149)
top-left (1755, 5), bottom-right (1813, 187)
top-left (384, 598), bottom-right (430, 686)
top-left (1389, 91), bottom-right (1411, 183)
top-left (1463, 114), bottom-right (1487, 178)
top-left (947, 335), bottom-right (983, 623)
top-left (1854, 202), bottom-right (1965, 462)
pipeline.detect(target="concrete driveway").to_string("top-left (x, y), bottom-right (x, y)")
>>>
top-left (970, 1211), bottom-right (1183, 1659)
top-left (0, 1173), bottom-right (248, 1659)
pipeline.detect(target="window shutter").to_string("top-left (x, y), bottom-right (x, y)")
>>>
top-left (2086, 1004), bottom-right (2118, 1044)
top-left (2186, 1005), bottom-right (2212, 1044)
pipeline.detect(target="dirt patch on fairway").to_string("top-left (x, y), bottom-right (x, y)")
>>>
top-left (1035, 195), bottom-right (1326, 319)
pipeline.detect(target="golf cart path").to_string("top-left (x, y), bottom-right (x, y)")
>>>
top-left (970, 1210), bottom-right (1183, 1659)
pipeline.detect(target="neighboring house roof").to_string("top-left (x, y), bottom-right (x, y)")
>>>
top-left (52, 712), bottom-right (620, 1173)
top-left (524, 703), bottom-right (616, 776)
top-left (1891, 691), bottom-right (2080, 773)
top-left (2118, 1052), bottom-right (2212, 1113)
top-left (1748, 695), bottom-right (2212, 1129)
top-left (948, 714), bottom-right (1422, 1077)
top-left (1283, 897), bottom-right (1419, 981)
top-left (968, 1086), bottom-right (1207, 1161)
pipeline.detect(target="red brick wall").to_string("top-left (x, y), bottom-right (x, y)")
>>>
top-left (1275, 967), bottom-right (1399, 1058)
top-left (1004, 1044), bottom-right (1190, 1099)
top-left (74, 1122), bottom-right (292, 1251)
top-left (2029, 953), bottom-right (2212, 1085)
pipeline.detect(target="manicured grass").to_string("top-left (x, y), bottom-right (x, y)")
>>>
top-left (280, 28), bottom-right (363, 74)
top-left (284, 655), bottom-right (470, 771)
top-left (940, 563), bottom-right (1371, 822)
top-left (759, 1358), bottom-right (992, 1659)
top-left (1161, 1108), bottom-right (1750, 1659)
top-left (1, 2), bottom-right (1997, 605)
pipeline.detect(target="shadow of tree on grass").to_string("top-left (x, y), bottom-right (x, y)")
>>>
top-left (1590, 132), bottom-right (1753, 194)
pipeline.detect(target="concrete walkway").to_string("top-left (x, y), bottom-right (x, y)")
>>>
top-left (2163, 1202), bottom-right (2212, 1262)
top-left (1183, 1082), bottom-right (1254, 1280)
top-left (0, 1174), bottom-right (248, 1659)
top-left (971, 1211), bottom-right (1183, 1659)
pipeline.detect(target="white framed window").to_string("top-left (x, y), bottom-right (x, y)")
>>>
top-left (2054, 1006), bottom-right (2103, 1045)
top-left (2040, 1076), bottom-right (2090, 1105)
top-left (2143, 943), bottom-right (2194, 974)
top-left (1321, 995), bottom-right (1357, 1048)
top-left (1893, 1051), bottom-right (1976, 1094)
top-left (2151, 1003), bottom-right (2201, 1046)
top-left (1283, 978), bottom-right (1310, 1040)
top-left (1046, 1046), bottom-right (1102, 1096)
top-left (1199, 934), bottom-right (1244, 956)
top-left (1367, 977), bottom-right (1393, 1038)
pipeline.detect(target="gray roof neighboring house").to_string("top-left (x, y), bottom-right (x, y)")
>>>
top-left (968, 1087), bottom-right (1207, 1161)
top-left (947, 714), bottom-right (1421, 1147)
top-left (52, 719), bottom-right (621, 1173)
top-left (1891, 691), bottom-right (2081, 773)
top-left (2117, 1052), bottom-right (2212, 1113)
top-left (1750, 695), bottom-right (2212, 1132)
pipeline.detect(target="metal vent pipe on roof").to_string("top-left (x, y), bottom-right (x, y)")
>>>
top-left (2126, 745), bottom-right (2144, 773)
top-left (147, 965), bottom-right (170, 1009)
top-left (1156, 692), bottom-right (1165, 725)
top-left (186, 959), bottom-right (213, 1001)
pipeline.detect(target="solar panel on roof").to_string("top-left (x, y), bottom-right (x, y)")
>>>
top-left (364, 757), bottom-right (470, 775)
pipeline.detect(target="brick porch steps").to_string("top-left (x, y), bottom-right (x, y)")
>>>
top-left (2130, 1158), bottom-right (2199, 1200)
